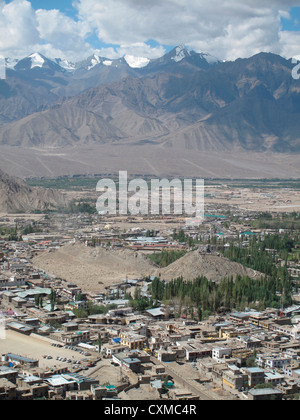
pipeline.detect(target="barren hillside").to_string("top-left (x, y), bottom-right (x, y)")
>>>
top-left (158, 249), bottom-right (261, 282)
top-left (32, 242), bottom-right (158, 293)
top-left (0, 169), bottom-right (67, 213)
top-left (33, 243), bottom-right (261, 293)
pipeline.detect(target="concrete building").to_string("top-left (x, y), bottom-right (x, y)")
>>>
top-left (243, 367), bottom-right (265, 388)
top-left (248, 388), bottom-right (283, 401)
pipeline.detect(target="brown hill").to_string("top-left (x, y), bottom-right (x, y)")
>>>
top-left (32, 243), bottom-right (261, 293)
top-left (158, 249), bottom-right (261, 282)
top-left (32, 242), bottom-right (158, 292)
top-left (0, 169), bottom-right (67, 213)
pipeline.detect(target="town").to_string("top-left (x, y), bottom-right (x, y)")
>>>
top-left (0, 179), bottom-right (299, 401)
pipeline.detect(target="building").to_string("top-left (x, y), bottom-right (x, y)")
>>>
top-left (248, 388), bottom-right (283, 401)
top-left (222, 365), bottom-right (248, 391)
top-left (0, 366), bottom-right (19, 384)
top-left (103, 344), bottom-right (127, 358)
top-left (3, 354), bottom-right (39, 369)
top-left (243, 367), bottom-right (265, 388)
top-left (182, 342), bottom-right (212, 361)
top-left (50, 330), bottom-right (90, 346)
top-left (122, 358), bottom-right (142, 373)
top-left (0, 379), bottom-right (17, 400)
top-left (256, 353), bottom-right (292, 370)
top-left (212, 347), bottom-right (232, 361)
top-left (264, 371), bottom-right (285, 387)
top-left (6, 322), bottom-right (35, 336)
top-left (120, 332), bottom-right (146, 350)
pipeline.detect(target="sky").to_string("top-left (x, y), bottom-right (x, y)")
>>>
top-left (1, 0), bottom-right (300, 62)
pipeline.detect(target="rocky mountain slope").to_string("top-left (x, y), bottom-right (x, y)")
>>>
top-left (0, 47), bottom-right (218, 124)
top-left (0, 51), bottom-right (299, 153)
top-left (0, 169), bottom-right (67, 213)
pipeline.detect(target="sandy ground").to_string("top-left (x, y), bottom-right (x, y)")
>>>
top-left (33, 242), bottom-right (158, 293)
top-left (1, 145), bottom-right (300, 180)
top-left (87, 359), bottom-right (126, 387)
top-left (32, 241), bottom-right (261, 294)
top-left (0, 330), bottom-right (89, 371)
top-left (204, 185), bottom-right (300, 213)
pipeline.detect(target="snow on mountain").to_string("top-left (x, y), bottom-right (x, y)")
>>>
top-left (55, 58), bottom-right (76, 71)
top-left (124, 55), bottom-right (150, 69)
top-left (4, 46), bottom-right (220, 75)
top-left (29, 53), bottom-right (45, 69)
top-left (88, 54), bottom-right (101, 70)
top-left (171, 46), bottom-right (191, 62)
top-left (103, 60), bottom-right (113, 66)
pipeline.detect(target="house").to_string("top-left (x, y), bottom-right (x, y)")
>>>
top-left (256, 353), bottom-right (292, 370)
top-left (44, 375), bottom-right (77, 394)
top-left (62, 373), bottom-right (99, 391)
top-left (145, 307), bottom-right (165, 320)
top-left (222, 365), bottom-right (248, 391)
top-left (6, 322), bottom-right (35, 336)
top-left (248, 388), bottom-right (283, 401)
top-left (0, 379), bottom-right (17, 400)
top-left (120, 332), bottom-right (146, 350)
top-left (264, 371), bottom-right (285, 387)
top-left (103, 344), bottom-right (127, 358)
top-left (243, 367), bottom-right (265, 388)
top-left (3, 354), bottom-right (39, 369)
top-left (65, 300), bottom-right (88, 311)
top-left (212, 347), bottom-right (232, 361)
top-left (181, 341), bottom-right (212, 361)
top-left (50, 330), bottom-right (90, 346)
top-left (0, 366), bottom-right (19, 384)
top-left (122, 358), bottom-right (142, 373)
top-left (283, 361), bottom-right (300, 378)
top-left (157, 349), bottom-right (177, 363)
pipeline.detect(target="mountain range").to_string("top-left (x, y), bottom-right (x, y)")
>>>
top-left (0, 46), bottom-right (299, 179)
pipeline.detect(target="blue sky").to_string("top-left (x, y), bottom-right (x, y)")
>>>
top-left (29, 0), bottom-right (78, 19)
top-left (281, 7), bottom-right (300, 31)
top-left (1, 1), bottom-right (300, 61)
top-left (26, 0), bottom-right (173, 53)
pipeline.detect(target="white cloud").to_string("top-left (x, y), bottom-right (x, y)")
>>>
top-left (0, 0), bottom-right (92, 60)
top-left (75, 0), bottom-right (300, 60)
top-left (35, 8), bottom-right (92, 60)
top-left (0, 0), bottom-right (40, 54)
top-left (280, 31), bottom-right (300, 60)
top-left (0, 0), bottom-right (299, 61)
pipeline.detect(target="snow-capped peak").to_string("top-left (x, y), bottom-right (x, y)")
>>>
top-left (124, 55), bottom-right (150, 69)
top-left (103, 60), bottom-right (113, 66)
top-left (29, 53), bottom-right (45, 69)
top-left (171, 46), bottom-right (191, 63)
top-left (55, 58), bottom-right (76, 71)
top-left (88, 54), bottom-right (101, 70)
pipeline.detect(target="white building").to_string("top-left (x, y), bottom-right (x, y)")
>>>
top-left (212, 347), bottom-right (232, 361)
